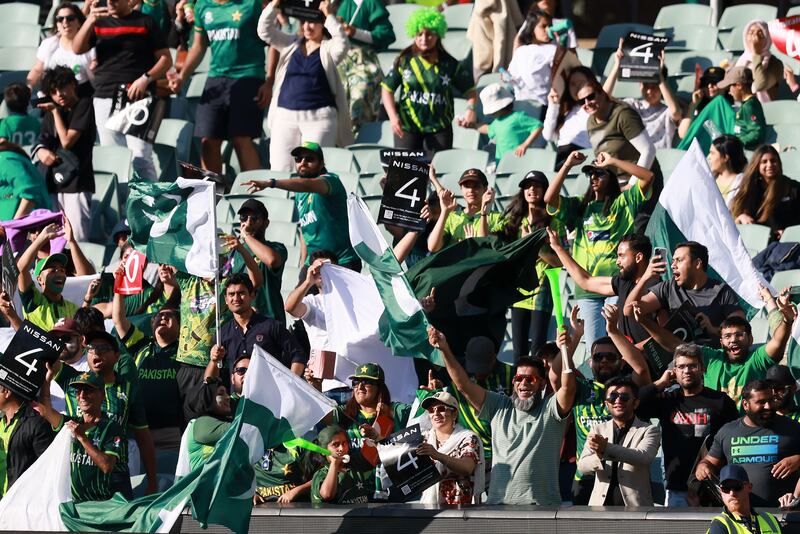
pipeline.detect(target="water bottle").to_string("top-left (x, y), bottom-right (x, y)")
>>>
top-left (702, 119), bottom-right (722, 140)
top-left (498, 67), bottom-right (526, 92)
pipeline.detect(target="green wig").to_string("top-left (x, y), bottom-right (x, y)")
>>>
top-left (406, 8), bottom-right (448, 39)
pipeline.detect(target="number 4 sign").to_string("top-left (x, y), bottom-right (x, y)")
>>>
top-left (620, 32), bottom-right (670, 83)
top-left (0, 321), bottom-right (63, 401)
top-left (114, 251), bottom-right (146, 295)
top-left (378, 155), bottom-right (430, 232)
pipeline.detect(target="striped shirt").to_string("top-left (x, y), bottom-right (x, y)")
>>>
top-left (479, 392), bottom-right (568, 505)
top-left (68, 416), bottom-right (123, 503)
top-left (573, 377), bottom-right (610, 481)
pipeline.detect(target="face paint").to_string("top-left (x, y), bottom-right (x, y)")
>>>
top-left (45, 278), bottom-right (65, 294)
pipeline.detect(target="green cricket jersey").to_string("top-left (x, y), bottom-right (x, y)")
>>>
top-left (311, 465), bottom-right (373, 504)
top-left (547, 182), bottom-right (649, 300)
top-left (573, 377), bottom-right (610, 481)
top-left (441, 209), bottom-right (505, 247)
top-left (381, 53), bottom-right (474, 134)
top-left (68, 416), bottom-right (124, 503)
top-left (176, 272), bottom-right (230, 368)
top-left (702, 344), bottom-right (773, 411)
top-left (295, 173), bottom-right (358, 266)
top-left (230, 240), bottom-right (287, 324)
top-left (194, 0), bottom-right (266, 79)
top-left (254, 445), bottom-right (309, 500)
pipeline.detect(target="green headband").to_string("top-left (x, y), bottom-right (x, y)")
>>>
top-left (406, 8), bottom-right (447, 39)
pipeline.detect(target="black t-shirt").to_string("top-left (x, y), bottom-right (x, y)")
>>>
top-left (40, 96), bottom-right (96, 194)
top-left (649, 278), bottom-right (741, 330)
top-left (709, 415), bottom-right (800, 507)
top-left (638, 385), bottom-right (738, 490)
top-left (90, 11), bottom-right (167, 98)
top-left (611, 274), bottom-right (658, 343)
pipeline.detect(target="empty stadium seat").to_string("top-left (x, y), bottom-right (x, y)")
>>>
top-left (322, 147), bottom-right (360, 174)
top-left (664, 50), bottom-right (732, 76)
top-left (763, 101), bottom-right (800, 126)
top-left (354, 121), bottom-right (395, 146)
top-left (93, 145), bottom-right (134, 184)
top-left (386, 4), bottom-right (422, 50)
top-left (496, 149), bottom-right (555, 176)
top-left (655, 25), bottom-right (719, 51)
top-left (347, 145), bottom-right (389, 176)
top-left (717, 4), bottom-right (777, 31)
top-left (229, 170), bottom-right (291, 198)
top-left (443, 31), bottom-right (471, 61)
top-left (0, 47), bottom-right (37, 72)
top-left (154, 119), bottom-right (194, 182)
top-left (771, 269), bottom-right (800, 291)
top-left (264, 221), bottom-right (298, 247)
top-left (431, 148), bottom-right (489, 175)
top-left (737, 223), bottom-right (771, 257)
top-left (78, 242), bottom-right (114, 270)
top-left (654, 4), bottom-right (712, 29)
top-left (452, 125), bottom-right (481, 150)
top-left (0, 23), bottom-right (40, 48)
top-left (780, 224), bottom-right (800, 243)
top-left (655, 148), bottom-right (687, 171)
top-left (443, 3), bottom-right (473, 30)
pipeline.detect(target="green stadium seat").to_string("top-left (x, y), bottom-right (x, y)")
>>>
top-left (722, 24), bottom-right (747, 53)
top-left (0, 47), bottom-right (37, 72)
top-left (354, 121), bottom-right (394, 146)
top-left (322, 147), bottom-right (360, 174)
top-left (77, 242), bottom-right (113, 270)
top-left (359, 174), bottom-right (385, 196)
top-left (664, 50), bottom-right (732, 76)
top-left (431, 148), bottom-right (489, 175)
top-left (771, 269), bottom-right (800, 291)
top-left (89, 173), bottom-right (120, 245)
top-left (224, 194), bottom-right (296, 222)
top-left (154, 118), bottom-right (193, 182)
top-left (452, 125), bottom-right (481, 150)
top-left (780, 224), bottom-right (800, 243)
top-left (444, 3), bottom-right (472, 30)
top-left (443, 31), bottom-right (471, 61)
top-left (338, 171), bottom-right (360, 193)
top-left (575, 47), bottom-right (593, 68)
top-left (264, 221), bottom-right (298, 247)
top-left (230, 170), bottom-right (291, 198)
top-left (0, 3), bottom-right (40, 25)
top-left (654, 4), bottom-right (712, 29)
top-left (737, 223), bottom-right (771, 257)
top-left (655, 25), bottom-right (719, 51)
top-left (476, 72), bottom-right (502, 91)
top-left (563, 175), bottom-right (589, 196)
top-left (348, 145), bottom-right (390, 176)
top-left (789, 6), bottom-right (800, 17)
top-left (718, 4), bottom-right (777, 31)
top-left (496, 149), bottom-right (555, 176)
top-left (0, 23), bottom-right (40, 48)
top-left (93, 145), bottom-right (133, 184)
top-left (770, 125), bottom-right (800, 149)
top-left (611, 81), bottom-right (643, 99)
top-left (779, 151), bottom-right (800, 176)
top-left (656, 148), bottom-right (687, 171)
top-left (387, 4), bottom-right (423, 49)
top-left (763, 101), bottom-right (800, 126)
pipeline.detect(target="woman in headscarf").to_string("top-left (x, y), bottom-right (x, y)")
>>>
top-left (736, 20), bottom-right (783, 102)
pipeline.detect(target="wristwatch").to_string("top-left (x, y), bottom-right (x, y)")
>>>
top-left (269, 178), bottom-right (277, 188)
top-left (142, 73), bottom-right (152, 83)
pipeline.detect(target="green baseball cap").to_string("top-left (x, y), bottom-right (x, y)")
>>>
top-left (348, 363), bottom-right (385, 383)
top-left (34, 253), bottom-right (68, 278)
top-left (290, 141), bottom-right (324, 160)
top-left (69, 371), bottom-right (105, 390)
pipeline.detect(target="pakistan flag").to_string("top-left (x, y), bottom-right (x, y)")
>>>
top-left (127, 178), bottom-right (218, 277)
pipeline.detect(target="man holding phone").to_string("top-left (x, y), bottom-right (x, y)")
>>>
top-left (73, 0), bottom-right (172, 182)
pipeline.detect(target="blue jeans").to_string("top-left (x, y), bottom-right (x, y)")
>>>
top-left (576, 296), bottom-right (617, 351)
top-left (666, 490), bottom-right (689, 507)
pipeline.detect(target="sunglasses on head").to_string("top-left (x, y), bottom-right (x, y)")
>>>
top-left (294, 155), bottom-right (318, 164)
top-left (513, 374), bottom-right (539, 384)
top-left (592, 352), bottom-right (618, 362)
top-left (233, 366), bottom-right (248, 376)
top-left (352, 378), bottom-right (377, 387)
top-left (56, 14), bottom-right (78, 23)
top-left (720, 482), bottom-right (744, 494)
top-left (606, 392), bottom-right (633, 403)
top-left (577, 92), bottom-right (597, 105)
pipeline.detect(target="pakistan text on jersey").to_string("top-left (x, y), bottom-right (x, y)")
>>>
top-left (299, 210), bottom-right (318, 228)
top-left (207, 28), bottom-right (240, 41)
top-left (71, 451), bottom-right (99, 466)
top-left (257, 483), bottom-right (296, 498)
top-left (139, 368), bottom-right (178, 380)
top-left (402, 91), bottom-right (447, 106)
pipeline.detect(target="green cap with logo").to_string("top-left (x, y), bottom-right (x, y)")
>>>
top-left (69, 371), bottom-right (105, 390)
top-left (348, 362), bottom-right (385, 383)
top-left (290, 141), bottom-right (324, 160)
top-left (34, 253), bottom-right (68, 278)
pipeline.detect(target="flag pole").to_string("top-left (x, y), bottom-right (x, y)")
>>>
top-left (211, 181), bottom-right (223, 369)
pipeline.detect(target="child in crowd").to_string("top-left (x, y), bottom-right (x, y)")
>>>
top-left (461, 82), bottom-right (543, 162)
top-left (0, 84), bottom-right (40, 147)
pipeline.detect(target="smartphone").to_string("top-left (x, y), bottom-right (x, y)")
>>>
top-left (653, 247), bottom-right (668, 261)
top-left (96, 0), bottom-right (108, 7)
top-left (30, 91), bottom-right (52, 107)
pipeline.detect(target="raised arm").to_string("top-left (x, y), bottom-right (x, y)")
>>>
top-left (285, 260), bottom-right (325, 318)
top-left (427, 189), bottom-right (457, 253)
top-left (603, 304), bottom-right (651, 386)
top-left (546, 227), bottom-right (614, 296)
top-left (594, 152), bottom-right (654, 191)
top-left (17, 223), bottom-right (62, 293)
top-left (658, 51), bottom-right (683, 124)
top-left (603, 38), bottom-right (623, 95)
top-left (634, 305), bottom-right (682, 354)
top-left (553, 328), bottom-right (577, 417)
top-left (544, 150), bottom-right (586, 207)
top-left (225, 235), bottom-right (264, 290)
top-left (73, 1), bottom-right (101, 54)
top-left (428, 326), bottom-right (486, 411)
top-left (111, 268), bottom-right (132, 340)
top-left (257, 0), bottom-right (299, 50)
top-left (321, 1), bottom-right (349, 64)
top-left (765, 296), bottom-right (798, 362)
top-left (243, 177), bottom-right (332, 196)
top-left (64, 215), bottom-right (95, 275)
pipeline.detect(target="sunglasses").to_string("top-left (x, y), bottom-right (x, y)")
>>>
top-left (294, 156), bottom-right (318, 164)
top-left (239, 214), bottom-right (262, 222)
top-left (56, 14), bottom-right (78, 23)
top-left (352, 378), bottom-right (378, 387)
top-left (577, 92), bottom-right (597, 105)
top-left (606, 392), bottom-right (633, 403)
top-left (233, 366), bottom-right (248, 376)
top-left (86, 343), bottom-right (114, 353)
top-left (513, 374), bottom-right (539, 384)
top-left (720, 482), bottom-right (744, 494)
top-left (592, 352), bottom-right (618, 362)
top-left (427, 405), bottom-right (453, 415)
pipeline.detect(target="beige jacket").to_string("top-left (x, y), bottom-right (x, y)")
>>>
top-left (467, 0), bottom-right (523, 76)
top-left (257, 4), bottom-right (354, 147)
top-left (577, 417), bottom-right (661, 507)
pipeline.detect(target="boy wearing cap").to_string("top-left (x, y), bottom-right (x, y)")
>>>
top-left (48, 317), bottom-right (90, 414)
top-left (460, 82), bottom-right (543, 162)
top-left (708, 464), bottom-right (782, 534)
top-left (231, 198), bottom-right (288, 324)
top-left (53, 331), bottom-right (157, 497)
top-left (36, 371), bottom-right (126, 502)
top-left (243, 142), bottom-right (360, 272)
top-left (16, 220), bottom-right (96, 331)
top-left (768, 365), bottom-right (800, 422)
top-left (428, 168), bottom-right (505, 253)
top-left (717, 67), bottom-right (765, 150)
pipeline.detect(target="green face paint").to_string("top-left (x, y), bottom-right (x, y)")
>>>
top-left (44, 276), bottom-right (64, 294)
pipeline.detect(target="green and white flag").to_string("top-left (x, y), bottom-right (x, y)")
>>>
top-left (645, 140), bottom-right (771, 315)
top-left (57, 346), bottom-right (335, 533)
top-left (127, 178), bottom-right (218, 277)
top-left (347, 194), bottom-right (443, 366)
